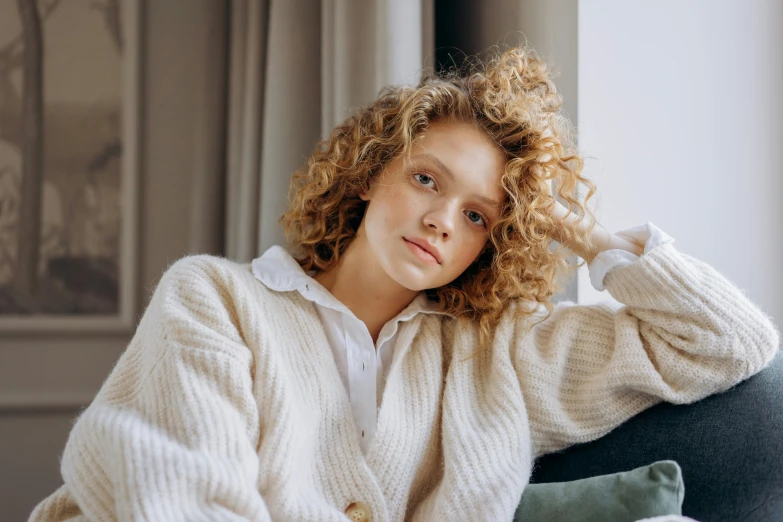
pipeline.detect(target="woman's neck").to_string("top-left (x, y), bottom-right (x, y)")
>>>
top-left (313, 236), bottom-right (419, 345)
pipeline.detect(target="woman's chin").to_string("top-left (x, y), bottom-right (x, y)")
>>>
top-left (395, 268), bottom-right (443, 293)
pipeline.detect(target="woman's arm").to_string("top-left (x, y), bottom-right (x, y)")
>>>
top-left (511, 240), bottom-right (780, 459)
top-left (29, 257), bottom-right (271, 522)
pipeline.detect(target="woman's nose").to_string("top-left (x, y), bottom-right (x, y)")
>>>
top-left (423, 200), bottom-right (458, 238)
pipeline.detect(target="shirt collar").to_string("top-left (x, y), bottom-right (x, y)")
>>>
top-left (251, 245), bottom-right (454, 319)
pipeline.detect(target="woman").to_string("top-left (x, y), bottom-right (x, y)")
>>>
top-left (30, 45), bottom-right (779, 522)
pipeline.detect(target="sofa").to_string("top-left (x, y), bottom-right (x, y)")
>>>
top-left (529, 351), bottom-right (783, 522)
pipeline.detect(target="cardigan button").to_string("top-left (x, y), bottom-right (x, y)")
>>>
top-left (344, 501), bottom-right (372, 522)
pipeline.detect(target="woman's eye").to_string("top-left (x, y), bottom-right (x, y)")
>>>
top-left (414, 173), bottom-right (435, 188)
top-left (413, 172), bottom-right (486, 228)
top-left (466, 211), bottom-right (486, 227)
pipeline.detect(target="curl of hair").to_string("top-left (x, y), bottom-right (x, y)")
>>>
top-left (280, 44), bottom-right (599, 354)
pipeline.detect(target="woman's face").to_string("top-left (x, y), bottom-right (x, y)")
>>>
top-left (359, 120), bottom-right (506, 291)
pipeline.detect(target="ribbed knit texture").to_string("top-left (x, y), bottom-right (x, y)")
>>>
top-left (29, 242), bottom-right (780, 522)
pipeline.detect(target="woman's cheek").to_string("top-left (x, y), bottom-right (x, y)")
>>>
top-left (402, 187), bottom-right (426, 212)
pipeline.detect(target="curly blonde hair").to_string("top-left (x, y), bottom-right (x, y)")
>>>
top-left (280, 44), bottom-right (599, 351)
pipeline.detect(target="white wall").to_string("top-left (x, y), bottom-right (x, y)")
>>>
top-left (576, 0), bottom-right (783, 328)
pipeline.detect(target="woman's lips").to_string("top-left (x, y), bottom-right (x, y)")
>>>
top-left (404, 238), bottom-right (440, 265)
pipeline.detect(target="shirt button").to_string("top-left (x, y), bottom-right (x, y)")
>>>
top-left (344, 501), bottom-right (372, 522)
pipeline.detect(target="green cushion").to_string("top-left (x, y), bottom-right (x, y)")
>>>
top-left (515, 460), bottom-right (685, 522)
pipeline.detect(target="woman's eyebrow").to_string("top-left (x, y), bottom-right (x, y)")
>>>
top-left (413, 152), bottom-right (502, 209)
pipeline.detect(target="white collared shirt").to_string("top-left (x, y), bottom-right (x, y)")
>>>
top-left (252, 247), bottom-right (452, 454)
top-left (251, 222), bottom-right (674, 454)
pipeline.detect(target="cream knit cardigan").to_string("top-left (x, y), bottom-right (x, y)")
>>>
top-left (30, 242), bottom-right (780, 521)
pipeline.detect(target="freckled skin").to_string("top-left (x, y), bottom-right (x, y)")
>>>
top-left (359, 120), bottom-right (506, 291)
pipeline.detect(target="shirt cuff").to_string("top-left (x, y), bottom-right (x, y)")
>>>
top-left (588, 221), bottom-right (676, 291)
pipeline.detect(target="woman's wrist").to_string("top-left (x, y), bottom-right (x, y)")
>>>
top-left (584, 227), bottom-right (644, 264)
top-left (548, 198), bottom-right (644, 263)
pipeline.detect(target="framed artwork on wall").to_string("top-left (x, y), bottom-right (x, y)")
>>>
top-left (0, 0), bottom-right (141, 333)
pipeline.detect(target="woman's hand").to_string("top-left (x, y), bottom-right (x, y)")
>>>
top-left (546, 179), bottom-right (644, 263)
top-left (537, 127), bottom-right (644, 263)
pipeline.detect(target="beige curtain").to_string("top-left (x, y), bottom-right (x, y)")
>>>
top-left (224, 0), bottom-right (435, 262)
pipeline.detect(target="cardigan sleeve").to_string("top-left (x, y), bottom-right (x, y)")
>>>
top-left (587, 221), bottom-right (675, 291)
top-left (513, 241), bottom-right (781, 458)
top-left (29, 256), bottom-right (271, 522)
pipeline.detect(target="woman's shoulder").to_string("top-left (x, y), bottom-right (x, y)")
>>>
top-left (160, 253), bottom-right (249, 283)
top-left (475, 299), bottom-right (552, 341)
top-left (152, 254), bottom-right (262, 301)
top-left (155, 253), bottom-right (308, 319)
top-left (436, 298), bottom-right (545, 329)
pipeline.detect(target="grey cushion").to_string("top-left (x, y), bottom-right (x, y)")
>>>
top-left (515, 460), bottom-right (684, 522)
